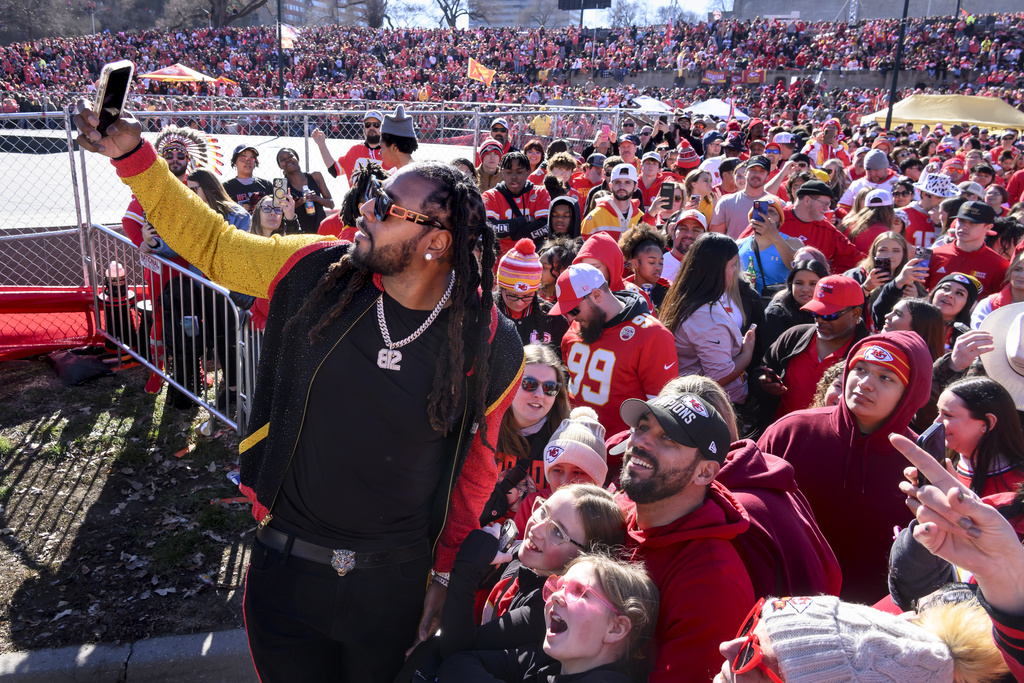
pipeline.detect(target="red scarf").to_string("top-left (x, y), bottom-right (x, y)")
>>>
top-left (991, 284), bottom-right (1015, 312)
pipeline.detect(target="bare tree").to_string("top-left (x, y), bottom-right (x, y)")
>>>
top-left (517, 0), bottom-right (569, 27)
top-left (161, 0), bottom-right (268, 29)
top-left (388, 0), bottom-right (427, 26)
top-left (432, 0), bottom-right (487, 27)
top-left (0, 0), bottom-right (69, 41)
top-left (608, 0), bottom-right (639, 28)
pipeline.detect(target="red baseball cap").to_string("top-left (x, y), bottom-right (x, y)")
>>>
top-left (548, 264), bottom-right (607, 316)
top-left (801, 275), bottom-right (865, 316)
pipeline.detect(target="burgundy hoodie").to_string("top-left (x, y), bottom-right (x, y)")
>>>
top-left (757, 330), bottom-right (932, 603)
top-left (717, 439), bottom-right (842, 599)
top-left (618, 481), bottom-right (753, 683)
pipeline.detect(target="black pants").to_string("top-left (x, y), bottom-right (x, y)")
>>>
top-left (243, 539), bottom-right (430, 683)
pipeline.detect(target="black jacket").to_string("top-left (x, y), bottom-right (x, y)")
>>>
top-left (499, 296), bottom-right (569, 358)
top-left (239, 243), bottom-right (524, 567)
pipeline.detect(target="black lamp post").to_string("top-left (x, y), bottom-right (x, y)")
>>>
top-left (884, 0), bottom-right (910, 130)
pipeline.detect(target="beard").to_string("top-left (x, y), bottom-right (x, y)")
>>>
top-left (613, 188), bottom-right (632, 201)
top-left (365, 132), bottom-right (381, 147)
top-left (619, 445), bottom-right (698, 504)
top-left (351, 220), bottom-right (423, 276)
top-left (167, 160), bottom-right (188, 178)
top-left (577, 306), bottom-right (608, 344)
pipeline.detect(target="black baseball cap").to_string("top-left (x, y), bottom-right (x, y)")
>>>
top-left (796, 180), bottom-right (835, 199)
top-left (587, 153), bottom-right (607, 168)
top-left (791, 152), bottom-right (813, 166)
top-left (746, 155), bottom-right (771, 172)
top-left (618, 394), bottom-right (731, 463)
top-left (956, 200), bottom-right (996, 224)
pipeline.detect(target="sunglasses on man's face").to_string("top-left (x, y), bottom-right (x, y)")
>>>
top-left (364, 121), bottom-right (380, 129)
top-left (521, 376), bottom-right (561, 396)
top-left (364, 177), bottom-right (441, 228)
top-left (163, 151), bottom-right (188, 161)
top-left (813, 307), bottom-right (852, 322)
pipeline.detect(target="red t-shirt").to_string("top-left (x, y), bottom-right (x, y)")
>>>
top-left (926, 242), bottom-right (1008, 296)
top-left (778, 336), bottom-right (855, 417)
top-left (483, 184), bottom-right (551, 257)
top-left (331, 144), bottom-right (383, 182)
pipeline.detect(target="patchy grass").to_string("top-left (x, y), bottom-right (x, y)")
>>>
top-left (0, 358), bottom-right (249, 653)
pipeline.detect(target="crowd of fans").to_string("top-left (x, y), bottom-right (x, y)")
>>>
top-left (3, 12), bottom-right (1024, 123)
top-left (93, 84), bottom-right (1024, 679)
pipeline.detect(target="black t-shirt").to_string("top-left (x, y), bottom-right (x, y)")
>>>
top-left (273, 292), bottom-right (463, 550)
top-left (222, 176), bottom-right (274, 211)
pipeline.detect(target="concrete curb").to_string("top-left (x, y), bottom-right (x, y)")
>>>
top-left (0, 628), bottom-right (256, 682)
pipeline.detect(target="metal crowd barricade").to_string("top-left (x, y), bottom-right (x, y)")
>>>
top-left (82, 223), bottom-right (252, 432)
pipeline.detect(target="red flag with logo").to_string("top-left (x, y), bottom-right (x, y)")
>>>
top-left (467, 58), bottom-right (496, 87)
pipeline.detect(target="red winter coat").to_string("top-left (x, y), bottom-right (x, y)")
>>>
top-left (716, 439), bottom-right (842, 599)
top-left (618, 482), bottom-right (754, 683)
top-left (758, 330), bottom-right (932, 603)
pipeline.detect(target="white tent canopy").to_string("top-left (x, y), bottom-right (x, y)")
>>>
top-left (631, 96), bottom-right (674, 113)
top-left (682, 98), bottom-right (750, 121)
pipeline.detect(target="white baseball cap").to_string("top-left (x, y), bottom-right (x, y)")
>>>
top-left (609, 163), bottom-right (638, 183)
top-left (548, 264), bottom-right (607, 316)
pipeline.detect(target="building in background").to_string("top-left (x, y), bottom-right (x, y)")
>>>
top-left (726, 0), bottom-right (1020, 22)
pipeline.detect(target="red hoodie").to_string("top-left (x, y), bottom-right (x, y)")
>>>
top-left (758, 330), bottom-right (932, 603)
top-left (573, 232), bottom-right (654, 311)
top-left (716, 439), bottom-right (842, 599)
top-left (618, 482), bottom-right (754, 683)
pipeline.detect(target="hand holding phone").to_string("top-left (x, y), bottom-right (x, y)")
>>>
top-left (750, 200), bottom-right (768, 224)
top-left (272, 178), bottom-right (288, 208)
top-left (659, 181), bottom-right (675, 205)
top-left (914, 422), bottom-right (947, 488)
top-left (92, 60), bottom-right (135, 137)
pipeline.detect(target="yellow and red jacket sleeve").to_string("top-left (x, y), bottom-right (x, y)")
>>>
top-left (112, 140), bottom-right (332, 299)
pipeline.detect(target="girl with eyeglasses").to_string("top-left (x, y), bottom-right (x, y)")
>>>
top-left (437, 538), bottom-right (655, 683)
top-left (251, 194), bottom-right (298, 238)
top-left (494, 241), bottom-right (569, 359)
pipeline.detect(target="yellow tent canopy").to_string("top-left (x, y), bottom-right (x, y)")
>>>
top-left (859, 94), bottom-right (1024, 132)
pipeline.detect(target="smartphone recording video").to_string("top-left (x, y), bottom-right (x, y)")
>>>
top-left (92, 60), bottom-right (135, 137)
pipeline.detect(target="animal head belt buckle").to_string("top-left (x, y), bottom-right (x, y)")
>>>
top-left (331, 549), bottom-right (356, 576)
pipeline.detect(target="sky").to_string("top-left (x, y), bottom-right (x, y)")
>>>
top-left (412, 0), bottom-right (719, 29)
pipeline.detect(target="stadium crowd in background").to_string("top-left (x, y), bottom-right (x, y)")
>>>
top-left (52, 6), bottom-right (1024, 680)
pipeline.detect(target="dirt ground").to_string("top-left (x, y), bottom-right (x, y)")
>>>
top-left (0, 358), bottom-right (251, 654)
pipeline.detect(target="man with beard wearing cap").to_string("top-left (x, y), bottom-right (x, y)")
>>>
top-left (550, 264), bottom-right (676, 437)
top-left (776, 181), bottom-right (863, 273)
top-left (661, 209), bottom-right (708, 284)
top-left (614, 389), bottom-right (754, 683)
top-left (581, 164), bottom-right (661, 239)
top-left (312, 110), bottom-right (384, 184)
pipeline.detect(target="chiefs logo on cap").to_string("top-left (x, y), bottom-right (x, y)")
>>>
top-left (816, 283), bottom-right (834, 299)
top-left (514, 281), bottom-right (530, 293)
top-left (683, 396), bottom-right (709, 418)
top-left (544, 445), bottom-right (564, 464)
top-left (863, 346), bottom-right (894, 363)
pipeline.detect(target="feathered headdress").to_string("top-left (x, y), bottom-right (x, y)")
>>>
top-left (152, 125), bottom-right (222, 174)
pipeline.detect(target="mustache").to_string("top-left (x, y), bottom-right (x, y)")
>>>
top-left (627, 445), bottom-right (657, 467)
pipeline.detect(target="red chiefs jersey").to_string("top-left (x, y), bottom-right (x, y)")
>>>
top-left (560, 295), bottom-right (677, 435)
top-left (331, 144), bottom-right (383, 182)
top-left (483, 184), bottom-right (551, 257)
top-left (903, 204), bottom-right (937, 249)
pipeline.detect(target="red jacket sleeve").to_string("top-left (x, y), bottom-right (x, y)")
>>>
top-left (827, 229), bottom-right (865, 274)
top-left (638, 324), bottom-right (680, 398)
top-left (1008, 171), bottom-right (1024, 205)
top-left (434, 360), bottom-right (524, 572)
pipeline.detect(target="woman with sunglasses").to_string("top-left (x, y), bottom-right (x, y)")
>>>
top-left (438, 550), bottom-right (657, 683)
top-left (276, 147), bottom-right (333, 234)
top-left (891, 177), bottom-right (916, 209)
top-left (495, 240), bottom-right (569, 355)
top-left (496, 344), bottom-right (571, 494)
top-left (251, 194), bottom-right (298, 238)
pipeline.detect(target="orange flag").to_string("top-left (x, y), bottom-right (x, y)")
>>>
top-left (467, 58), bottom-right (496, 87)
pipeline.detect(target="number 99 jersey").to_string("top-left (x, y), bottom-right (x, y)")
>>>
top-left (560, 292), bottom-right (678, 435)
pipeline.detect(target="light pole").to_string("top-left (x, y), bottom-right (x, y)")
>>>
top-left (277, 0), bottom-right (285, 110)
top-left (884, 0), bottom-right (910, 130)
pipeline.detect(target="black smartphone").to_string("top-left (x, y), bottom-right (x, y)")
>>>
top-left (914, 246), bottom-right (933, 270)
top-left (952, 322), bottom-right (971, 334)
top-left (759, 365), bottom-right (782, 384)
top-left (497, 519), bottom-right (518, 553)
top-left (751, 200), bottom-right (768, 223)
top-left (272, 178), bottom-right (288, 208)
top-left (92, 60), bottom-right (135, 137)
top-left (659, 115), bottom-right (669, 124)
top-left (873, 256), bottom-right (891, 275)
top-left (659, 181), bottom-right (675, 204)
top-left (915, 422), bottom-right (946, 488)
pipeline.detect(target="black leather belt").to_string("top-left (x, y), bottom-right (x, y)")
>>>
top-left (256, 526), bottom-right (429, 576)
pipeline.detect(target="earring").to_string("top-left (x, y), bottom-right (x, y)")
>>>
top-left (425, 253), bottom-right (432, 261)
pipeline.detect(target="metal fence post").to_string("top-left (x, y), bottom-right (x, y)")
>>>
top-left (472, 108), bottom-right (481, 154)
top-left (303, 113), bottom-right (310, 173)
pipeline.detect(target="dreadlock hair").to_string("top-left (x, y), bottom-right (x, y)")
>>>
top-left (341, 162), bottom-right (389, 227)
top-left (283, 162), bottom-right (495, 441)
